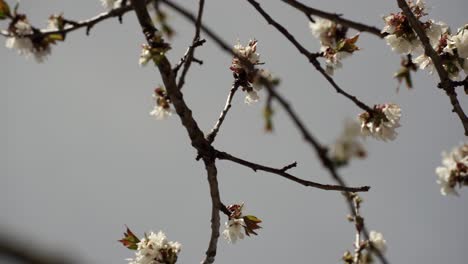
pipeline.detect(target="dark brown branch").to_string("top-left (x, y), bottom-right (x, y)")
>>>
top-left (144, 2), bottom-right (388, 262)
top-left (396, 0), bottom-right (468, 136)
top-left (202, 160), bottom-right (222, 264)
top-left (216, 150), bottom-right (370, 192)
top-left (0, 1), bottom-right (151, 37)
top-left (130, 1), bottom-right (222, 263)
top-left (245, 0), bottom-right (374, 114)
top-left (206, 82), bottom-right (240, 144)
top-left (264, 77), bottom-right (389, 264)
top-left (282, 0), bottom-right (384, 38)
top-left (176, 0), bottom-right (206, 90)
top-left (173, 38), bottom-right (206, 74)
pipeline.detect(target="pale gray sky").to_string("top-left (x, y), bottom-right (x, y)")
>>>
top-left (2, 0), bottom-right (468, 263)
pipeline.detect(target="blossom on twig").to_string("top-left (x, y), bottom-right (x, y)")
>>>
top-left (230, 40), bottom-right (266, 104)
top-left (358, 103), bottom-right (401, 141)
top-left (5, 16), bottom-right (53, 62)
top-left (309, 18), bottom-right (360, 75)
top-left (330, 119), bottom-right (366, 167)
top-left (436, 142), bottom-right (468, 196)
top-left (369, 230), bottom-right (387, 253)
top-left (222, 203), bottom-right (262, 244)
top-left (100, 0), bottom-right (121, 10)
top-left (120, 227), bottom-right (181, 264)
top-left (150, 87), bottom-right (173, 120)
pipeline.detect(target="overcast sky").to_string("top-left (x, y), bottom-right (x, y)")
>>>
top-left (2, 0), bottom-right (468, 263)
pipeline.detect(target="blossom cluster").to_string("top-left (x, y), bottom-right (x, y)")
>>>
top-left (230, 40), bottom-right (265, 104)
top-left (150, 87), bottom-right (173, 120)
top-left (222, 203), bottom-right (262, 244)
top-left (436, 142), bottom-right (468, 196)
top-left (5, 15), bottom-right (56, 62)
top-left (330, 119), bottom-right (366, 166)
top-left (120, 228), bottom-right (182, 264)
top-left (358, 103), bottom-right (401, 141)
top-left (309, 18), bottom-right (360, 75)
top-left (383, 0), bottom-right (468, 80)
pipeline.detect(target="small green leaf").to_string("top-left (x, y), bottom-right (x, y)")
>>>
top-left (47, 33), bottom-right (64, 42)
top-left (0, 0), bottom-right (11, 19)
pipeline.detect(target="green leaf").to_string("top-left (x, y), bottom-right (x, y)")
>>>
top-left (118, 226), bottom-right (140, 250)
top-left (0, 0), bottom-right (11, 19)
top-left (243, 215), bottom-right (262, 236)
top-left (47, 33), bottom-right (64, 42)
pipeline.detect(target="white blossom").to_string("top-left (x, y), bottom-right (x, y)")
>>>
top-left (222, 218), bottom-right (245, 244)
top-left (426, 21), bottom-right (448, 47)
top-left (369, 231), bottom-right (387, 253)
top-left (150, 88), bottom-right (172, 120)
top-left (5, 19), bottom-right (51, 63)
top-left (436, 143), bottom-right (468, 196)
top-left (149, 105), bottom-right (172, 120)
top-left (384, 34), bottom-right (419, 55)
top-left (309, 18), bottom-right (335, 46)
top-left (330, 119), bottom-right (366, 164)
top-left (449, 25), bottom-right (468, 59)
top-left (323, 48), bottom-right (350, 76)
top-left (231, 40), bottom-right (260, 73)
top-left (244, 90), bottom-right (259, 105)
top-left (127, 231), bottom-right (181, 264)
top-left (359, 103), bottom-right (401, 141)
top-left (139, 44), bottom-right (152, 66)
top-left (5, 20), bottom-right (34, 56)
top-left (101, 0), bottom-right (120, 10)
top-left (47, 16), bottom-right (61, 31)
top-left (414, 53), bottom-right (432, 71)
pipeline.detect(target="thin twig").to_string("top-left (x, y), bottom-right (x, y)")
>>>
top-left (282, 0), bottom-right (384, 38)
top-left (0, 1), bottom-right (151, 37)
top-left (215, 150), bottom-right (370, 192)
top-left (396, 0), bottom-right (468, 136)
top-left (176, 0), bottom-right (206, 89)
top-left (350, 195), bottom-right (364, 264)
top-left (173, 38), bottom-right (205, 74)
top-left (245, 0), bottom-right (374, 113)
top-left (159, 0), bottom-right (240, 56)
top-left (206, 82), bottom-right (240, 144)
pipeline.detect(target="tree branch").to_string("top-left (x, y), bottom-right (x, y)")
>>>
top-left (0, 1), bottom-right (151, 37)
top-left (245, 0), bottom-right (374, 114)
top-left (282, 0), bottom-right (384, 38)
top-left (215, 150), bottom-right (370, 193)
top-left (202, 160), bottom-right (222, 264)
top-left (130, 1), bottom-right (222, 263)
top-left (396, 0), bottom-right (468, 136)
top-left (151, 3), bottom-right (389, 262)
